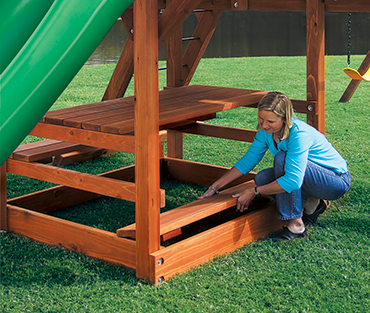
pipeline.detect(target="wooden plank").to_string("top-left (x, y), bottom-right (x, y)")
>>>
top-left (12, 141), bottom-right (83, 162)
top-left (194, 0), bottom-right (306, 11)
top-left (163, 157), bottom-right (256, 187)
top-left (166, 130), bottom-right (183, 159)
top-left (149, 203), bottom-right (285, 284)
top-left (158, 0), bottom-right (203, 48)
top-left (8, 159), bottom-right (126, 201)
top-left (134, 0), bottom-right (161, 280)
top-left (230, 0), bottom-right (248, 10)
top-left (173, 121), bottom-right (257, 142)
top-left (30, 123), bottom-right (136, 154)
top-left (166, 0), bottom-right (184, 87)
top-left (43, 97), bottom-right (131, 125)
top-left (95, 86), bottom-right (221, 133)
top-left (182, 10), bottom-right (223, 85)
top-left (248, 0), bottom-right (305, 11)
top-left (7, 165), bottom-right (137, 213)
top-left (160, 0), bottom-right (370, 11)
top-left (340, 50), bottom-right (370, 102)
top-left (8, 205), bottom-right (136, 269)
top-left (325, 0), bottom-right (370, 12)
top-left (117, 180), bottom-right (256, 239)
top-left (0, 164), bottom-right (7, 230)
top-left (306, 0), bottom-right (325, 132)
top-left (110, 89), bottom-right (266, 134)
top-left (102, 9), bottom-right (134, 100)
top-left (7, 159), bottom-right (165, 208)
top-left (52, 147), bottom-right (115, 166)
top-left (10, 140), bottom-right (61, 158)
top-left (48, 100), bottom-right (133, 128)
top-left (103, 0), bottom-right (201, 100)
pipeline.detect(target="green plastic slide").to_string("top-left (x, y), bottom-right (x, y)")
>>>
top-left (0, 0), bottom-right (134, 166)
top-left (0, 0), bottom-right (55, 74)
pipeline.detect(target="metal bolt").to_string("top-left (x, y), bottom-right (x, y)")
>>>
top-left (130, 29), bottom-right (134, 34)
top-left (307, 104), bottom-right (314, 112)
top-left (158, 258), bottom-right (164, 266)
top-left (234, 2), bottom-right (239, 8)
top-left (158, 276), bottom-right (164, 283)
top-left (166, 161), bottom-right (171, 166)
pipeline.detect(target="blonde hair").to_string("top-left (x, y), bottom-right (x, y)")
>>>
top-left (257, 92), bottom-right (295, 140)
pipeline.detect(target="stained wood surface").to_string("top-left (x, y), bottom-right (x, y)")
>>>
top-left (149, 203), bottom-right (285, 283)
top-left (42, 85), bottom-right (267, 135)
top-left (7, 159), bottom-right (166, 207)
top-left (134, 0), bottom-right (161, 280)
top-left (117, 180), bottom-right (256, 239)
top-left (8, 205), bottom-right (136, 268)
top-left (306, 0), bottom-right (325, 132)
top-left (7, 165), bottom-right (136, 213)
top-left (176, 0), bottom-right (370, 11)
top-left (10, 140), bottom-right (88, 163)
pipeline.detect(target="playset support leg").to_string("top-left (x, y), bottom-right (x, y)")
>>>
top-left (339, 49), bottom-right (370, 102)
top-left (306, 0), bottom-right (325, 133)
top-left (0, 163), bottom-right (7, 231)
top-left (134, 0), bottom-right (161, 281)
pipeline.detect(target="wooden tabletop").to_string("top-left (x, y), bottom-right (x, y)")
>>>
top-left (42, 85), bottom-right (267, 135)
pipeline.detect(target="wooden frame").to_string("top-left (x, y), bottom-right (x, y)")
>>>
top-left (2, 0), bottom-right (370, 285)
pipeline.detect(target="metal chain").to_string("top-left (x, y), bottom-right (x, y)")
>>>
top-left (347, 12), bottom-right (352, 68)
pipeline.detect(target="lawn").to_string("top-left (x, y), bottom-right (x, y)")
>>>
top-left (1, 55), bottom-right (370, 312)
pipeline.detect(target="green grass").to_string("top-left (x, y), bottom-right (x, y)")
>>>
top-left (1, 55), bottom-right (370, 312)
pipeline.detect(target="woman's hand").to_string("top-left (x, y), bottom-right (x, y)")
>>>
top-left (198, 186), bottom-right (218, 199)
top-left (232, 188), bottom-right (255, 212)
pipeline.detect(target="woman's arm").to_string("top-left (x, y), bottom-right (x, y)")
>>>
top-left (233, 180), bottom-right (285, 212)
top-left (198, 166), bottom-right (244, 199)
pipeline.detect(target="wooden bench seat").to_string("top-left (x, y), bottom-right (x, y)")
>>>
top-left (10, 140), bottom-right (113, 165)
top-left (117, 180), bottom-right (258, 241)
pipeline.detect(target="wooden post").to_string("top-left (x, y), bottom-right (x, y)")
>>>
top-left (166, 0), bottom-right (184, 159)
top-left (306, 0), bottom-right (325, 132)
top-left (134, 0), bottom-right (161, 281)
top-left (0, 163), bottom-right (7, 231)
top-left (339, 49), bottom-right (370, 102)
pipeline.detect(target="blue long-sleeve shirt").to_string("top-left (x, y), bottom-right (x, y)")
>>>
top-left (234, 119), bottom-right (348, 193)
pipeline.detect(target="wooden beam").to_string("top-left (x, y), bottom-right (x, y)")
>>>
top-left (166, 130), bottom-right (184, 159)
top-left (8, 205), bottom-right (136, 269)
top-left (7, 159), bottom-right (165, 207)
top-left (102, 9), bottom-right (134, 100)
top-left (306, 0), bottom-right (325, 132)
top-left (30, 123), bottom-right (136, 153)
top-left (340, 50), bottom-right (370, 102)
top-left (173, 121), bottom-right (257, 142)
top-left (158, 0), bottom-right (203, 48)
top-left (325, 0), bottom-right (370, 12)
top-left (134, 0), bottom-right (161, 281)
top-left (163, 157), bottom-right (256, 188)
top-left (7, 165), bottom-right (136, 213)
top-left (195, 0), bottom-right (306, 11)
top-left (166, 0), bottom-right (184, 87)
top-left (182, 10), bottom-right (223, 85)
top-left (0, 164), bottom-right (7, 230)
top-left (159, 0), bottom-right (370, 11)
top-left (103, 0), bottom-right (202, 100)
top-left (165, 0), bottom-right (186, 159)
top-left (150, 203), bottom-right (285, 284)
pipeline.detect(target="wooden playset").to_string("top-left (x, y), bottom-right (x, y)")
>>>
top-left (1, 0), bottom-right (369, 284)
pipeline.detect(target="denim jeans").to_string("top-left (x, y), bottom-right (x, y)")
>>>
top-left (254, 151), bottom-right (351, 220)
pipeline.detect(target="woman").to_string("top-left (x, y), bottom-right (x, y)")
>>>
top-left (199, 92), bottom-right (351, 240)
